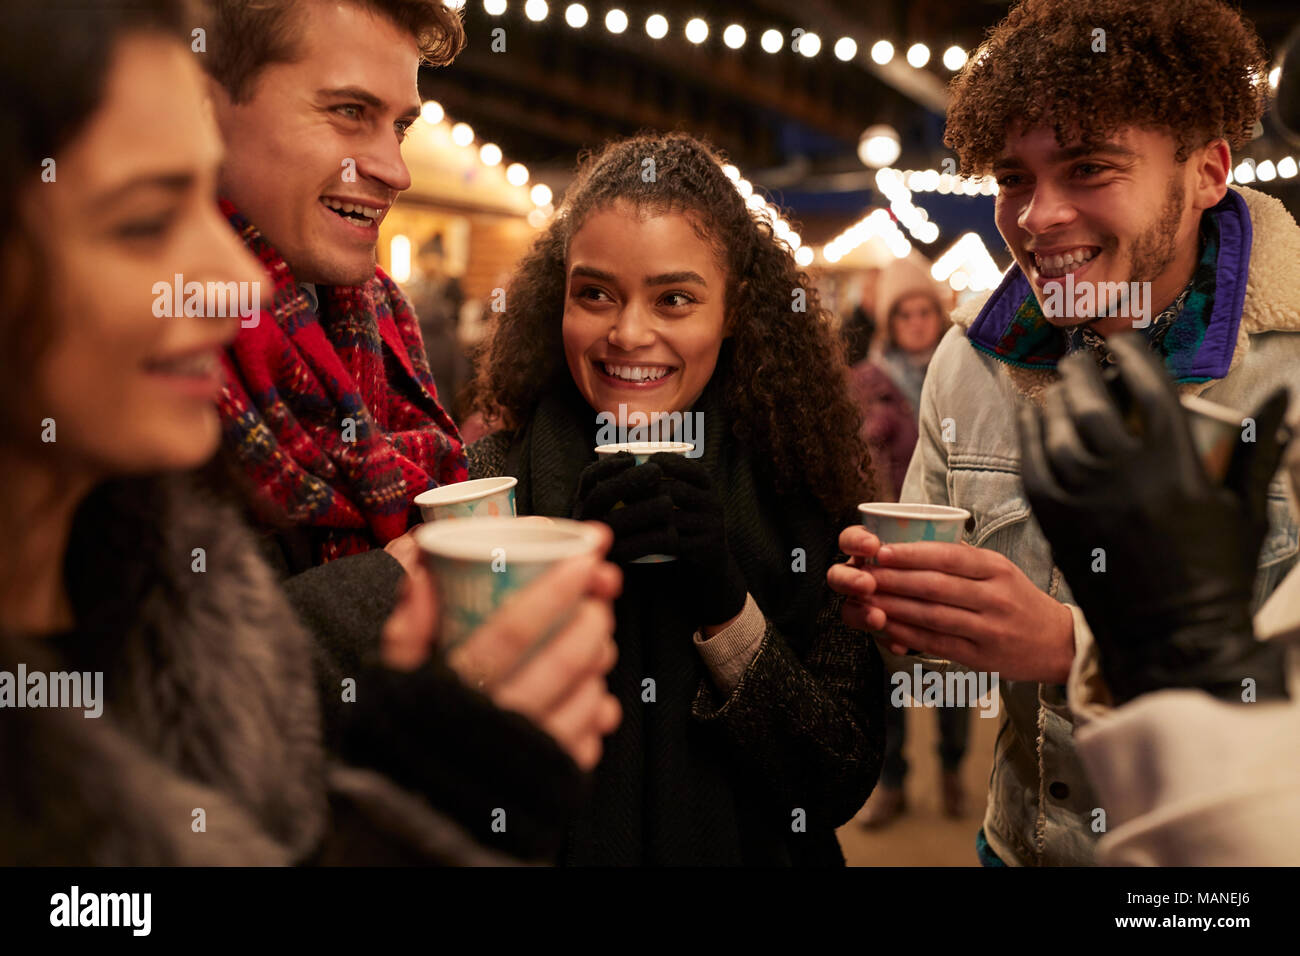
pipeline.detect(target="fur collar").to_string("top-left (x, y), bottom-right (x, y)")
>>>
top-left (1, 476), bottom-right (327, 863)
top-left (0, 475), bottom-right (509, 865)
top-left (951, 186), bottom-right (1300, 404)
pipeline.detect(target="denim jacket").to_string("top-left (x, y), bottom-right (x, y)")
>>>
top-left (897, 186), bottom-right (1300, 865)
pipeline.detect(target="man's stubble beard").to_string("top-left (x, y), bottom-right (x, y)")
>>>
top-left (1126, 173), bottom-right (1187, 287)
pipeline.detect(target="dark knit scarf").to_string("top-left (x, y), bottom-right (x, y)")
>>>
top-left (217, 199), bottom-right (467, 563)
top-left (502, 358), bottom-right (842, 865)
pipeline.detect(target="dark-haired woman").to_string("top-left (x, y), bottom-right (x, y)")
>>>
top-left (0, 0), bottom-right (611, 865)
top-left (467, 132), bottom-right (886, 865)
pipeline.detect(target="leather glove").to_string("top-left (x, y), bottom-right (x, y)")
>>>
top-left (572, 452), bottom-right (676, 565)
top-left (651, 453), bottom-right (748, 629)
top-left (1016, 333), bottom-right (1292, 705)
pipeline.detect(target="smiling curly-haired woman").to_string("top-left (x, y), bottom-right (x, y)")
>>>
top-left (465, 131), bottom-right (885, 865)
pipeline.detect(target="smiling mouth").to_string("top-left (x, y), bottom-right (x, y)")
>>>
top-left (320, 196), bottom-right (385, 228)
top-left (595, 360), bottom-right (678, 386)
top-left (1030, 246), bottom-right (1102, 279)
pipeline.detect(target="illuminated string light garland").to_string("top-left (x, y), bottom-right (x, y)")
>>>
top-left (889, 168), bottom-right (998, 195)
top-left (817, 170), bottom-right (1008, 283)
top-left (461, 0), bottom-right (973, 73)
top-left (874, 168), bottom-right (940, 244)
top-left (720, 162), bottom-right (814, 266)
top-left (929, 232), bottom-right (1004, 293)
top-left (822, 208), bottom-right (912, 265)
top-left (1228, 155), bottom-right (1299, 184)
top-left (417, 98), bottom-right (555, 228)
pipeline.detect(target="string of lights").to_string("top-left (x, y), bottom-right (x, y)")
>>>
top-left (445, 0), bottom-right (973, 74)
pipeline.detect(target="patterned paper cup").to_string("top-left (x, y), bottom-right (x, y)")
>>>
top-left (1180, 394), bottom-right (1244, 484)
top-left (858, 502), bottom-right (971, 545)
top-left (414, 476), bottom-right (517, 522)
top-left (858, 502), bottom-right (971, 664)
top-left (415, 517), bottom-right (604, 651)
top-left (593, 441), bottom-right (695, 563)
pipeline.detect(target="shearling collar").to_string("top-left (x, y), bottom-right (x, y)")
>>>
top-left (951, 186), bottom-right (1300, 404)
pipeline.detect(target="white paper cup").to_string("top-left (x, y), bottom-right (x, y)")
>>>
top-left (594, 441), bottom-right (695, 459)
top-left (858, 502), bottom-right (971, 665)
top-left (415, 517), bottom-right (603, 650)
top-left (593, 441), bottom-right (695, 562)
top-left (414, 476), bottom-right (517, 522)
top-left (858, 502), bottom-right (971, 545)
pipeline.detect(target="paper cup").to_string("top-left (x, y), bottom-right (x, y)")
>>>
top-left (593, 441), bottom-right (695, 563)
top-left (858, 502), bottom-right (971, 545)
top-left (1180, 394), bottom-right (1243, 483)
top-left (415, 517), bottom-right (603, 651)
top-left (858, 502), bottom-right (971, 665)
top-left (594, 441), bottom-right (695, 462)
top-left (414, 476), bottom-right (517, 522)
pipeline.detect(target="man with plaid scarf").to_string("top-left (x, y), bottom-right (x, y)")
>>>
top-left (198, 0), bottom-right (621, 861)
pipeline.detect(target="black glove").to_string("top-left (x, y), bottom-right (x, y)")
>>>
top-left (651, 453), bottom-right (748, 629)
top-left (572, 452), bottom-right (677, 565)
top-left (1017, 333), bottom-right (1291, 705)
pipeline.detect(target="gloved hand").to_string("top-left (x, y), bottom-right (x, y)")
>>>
top-left (651, 453), bottom-right (748, 629)
top-left (1016, 333), bottom-right (1291, 705)
top-left (572, 452), bottom-right (676, 565)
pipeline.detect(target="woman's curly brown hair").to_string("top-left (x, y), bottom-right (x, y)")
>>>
top-left (466, 131), bottom-right (876, 521)
top-left (944, 0), bottom-right (1269, 176)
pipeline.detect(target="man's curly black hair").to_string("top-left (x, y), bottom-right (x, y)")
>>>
top-left (945, 0), bottom-right (1269, 176)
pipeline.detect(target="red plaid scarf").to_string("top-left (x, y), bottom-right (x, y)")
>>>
top-left (217, 198), bottom-right (467, 563)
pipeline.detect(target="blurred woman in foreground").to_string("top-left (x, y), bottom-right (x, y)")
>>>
top-left (0, 0), bottom-right (615, 864)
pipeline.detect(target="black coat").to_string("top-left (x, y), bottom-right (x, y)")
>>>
top-left (0, 475), bottom-right (510, 865)
top-left (468, 375), bottom-right (885, 866)
top-left (226, 479), bottom-right (590, 862)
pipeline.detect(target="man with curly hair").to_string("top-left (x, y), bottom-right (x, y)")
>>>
top-left (830, 0), bottom-right (1300, 865)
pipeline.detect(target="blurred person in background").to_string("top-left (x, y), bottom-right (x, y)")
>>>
top-left (0, 0), bottom-right (622, 865)
top-left (1020, 335), bottom-right (1297, 865)
top-left (407, 233), bottom-right (469, 419)
top-left (466, 132), bottom-right (885, 866)
top-left (872, 259), bottom-right (952, 419)
top-left (840, 267), bottom-right (880, 366)
top-left (846, 361), bottom-right (915, 503)
top-left (851, 259), bottom-right (967, 827)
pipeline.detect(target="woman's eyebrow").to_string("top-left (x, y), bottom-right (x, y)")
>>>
top-left (570, 266), bottom-right (707, 287)
top-left (645, 271), bottom-right (706, 286)
top-left (571, 265), bottom-right (617, 282)
top-left (95, 171), bottom-right (193, 208)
